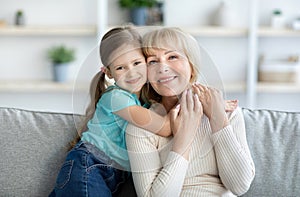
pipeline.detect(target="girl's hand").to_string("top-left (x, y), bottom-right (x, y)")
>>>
top-left (192, 83), bottom-right (229, 133)
top-left (169, 89), bottom-right (203, 159)
top-left (225, 99), bottom-right (238, 112)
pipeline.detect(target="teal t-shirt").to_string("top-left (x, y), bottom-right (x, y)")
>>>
top-left (81, 85), bottom-right (141, 170)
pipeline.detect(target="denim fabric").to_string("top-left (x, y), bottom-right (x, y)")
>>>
top-left (49, 141), bottom-right (130, 197)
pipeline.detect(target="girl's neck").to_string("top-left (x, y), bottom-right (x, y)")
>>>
top-left (161, 96), bottom-right (179, 112)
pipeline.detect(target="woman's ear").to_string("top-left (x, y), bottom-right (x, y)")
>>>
top-left (189, 63), bottom-right (196, 83)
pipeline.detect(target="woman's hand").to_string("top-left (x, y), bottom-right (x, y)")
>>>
top-left (192, 83), bottom-right (229, 133)
top-left (169, 89), bottom-right (203, 160)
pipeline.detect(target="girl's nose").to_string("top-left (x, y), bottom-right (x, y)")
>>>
top-left (126, 66), bottom-right (136, 76)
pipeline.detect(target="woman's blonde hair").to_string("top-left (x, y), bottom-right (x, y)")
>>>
top-left (142, 27), bottom-right (201, 103)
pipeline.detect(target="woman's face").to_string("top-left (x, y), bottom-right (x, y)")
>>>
top-left (146, 48), bottom-right (192, 97)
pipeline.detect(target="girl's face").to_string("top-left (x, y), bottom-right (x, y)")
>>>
top-left (107, 48), bottom-right (147, 94)
top-left (147, 48), bottom-right (192, 97)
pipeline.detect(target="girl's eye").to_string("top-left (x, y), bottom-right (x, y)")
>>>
top-left (115, 66), bottom-right (124, 70)
top-left (134, 61), bottom-right (141, 66)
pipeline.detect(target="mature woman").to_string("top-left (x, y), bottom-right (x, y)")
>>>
top-left (126, 27), bottom-right (255, 197)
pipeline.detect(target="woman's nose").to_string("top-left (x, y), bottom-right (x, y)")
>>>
top-left (158, 63), bottom-right (169, 73)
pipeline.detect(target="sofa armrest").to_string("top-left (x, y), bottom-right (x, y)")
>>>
top-left (0, 107), bottom-right (81, 196)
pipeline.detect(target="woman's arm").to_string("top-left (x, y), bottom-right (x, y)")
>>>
top-left (114, 105), bottom-right (171, 137)
top-left (211, 108), bottom-right (255, 196)
top-left (193, 84), bottom-right (254, 195)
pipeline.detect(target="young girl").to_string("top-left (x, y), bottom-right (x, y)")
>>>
top-left (49, 26), bottom-right (172, 197)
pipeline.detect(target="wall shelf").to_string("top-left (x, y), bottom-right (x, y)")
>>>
top-left (258, 27), bottom-right (300, 37)
top-left (182, 26), bottom-right (248, 37)
top-left (224, 82), bottom-right (246, 93)
top-left (257, 82), bottom-right (300, 93)
top-left (0, 80), bottom-right (88, 93)
top-left (0, 25), bottom-right (97, 36)
top-left (0, 80), bottom-right (245, 94)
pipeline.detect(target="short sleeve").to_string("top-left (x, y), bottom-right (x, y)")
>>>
top-left (100, 89), bottom-right (139, 112)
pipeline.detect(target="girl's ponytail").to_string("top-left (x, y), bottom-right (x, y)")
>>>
top-left (80, 70), bottom-right (107, 133)
top-left (69, 69), bottom-right (107, 150)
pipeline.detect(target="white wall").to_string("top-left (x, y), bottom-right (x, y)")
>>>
top-left (0, 0), bottom-right (98, 81)
top-left (0, 0), bottom-right (99, 113)
top-left (1, 0), bottom-right (300, 112)
top-left (164, 0), bottom-right (249, 27)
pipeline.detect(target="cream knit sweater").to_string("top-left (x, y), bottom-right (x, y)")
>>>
top-left (126, 108), bottom-right (255, 197)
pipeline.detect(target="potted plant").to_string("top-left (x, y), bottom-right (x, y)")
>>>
top-left (15, 10), bottom-right (25, 26)
top-left (47, 45), bottom-right (75, 82)
top-left (118, 0), bottom-right (158, 25)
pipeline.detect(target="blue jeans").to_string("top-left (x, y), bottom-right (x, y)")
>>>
top-left (49, 141), bottom-right (130, 197)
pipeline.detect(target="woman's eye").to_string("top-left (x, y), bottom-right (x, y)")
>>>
top-left (147, 60), bottom-right (158, 66)
top-left (168, 55), bottom-right (178, 60)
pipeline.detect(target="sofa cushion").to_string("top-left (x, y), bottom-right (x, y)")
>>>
top-left (0, 107), bottom-right (80, 196)
top-left (242, 108), bottom-right (300, 196)
top-left (1, 107), bottom-right (299, 196)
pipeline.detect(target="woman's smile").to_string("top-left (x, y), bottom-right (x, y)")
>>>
top-left (157, 76), bottom-right (177, 83)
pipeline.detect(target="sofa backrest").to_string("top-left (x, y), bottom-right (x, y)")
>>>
top-left (1, 107), bottom-right (299, 196)
top-left (0, 107), bottom-right (81, 196)
top-left (242, 108), bottom-right (300, 196)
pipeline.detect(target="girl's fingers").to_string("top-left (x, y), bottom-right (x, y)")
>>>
top-left (225, 99), bottom-right (238, 112)
top-left (195, 83), bottom-right (206, 92)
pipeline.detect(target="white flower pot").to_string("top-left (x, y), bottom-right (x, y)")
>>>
top-left (53, 63), bottom-right (69, 82)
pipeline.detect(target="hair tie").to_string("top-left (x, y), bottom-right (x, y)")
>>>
top-left (100, 66), bottom-right (106, 73)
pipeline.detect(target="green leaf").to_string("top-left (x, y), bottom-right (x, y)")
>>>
top-left (47, 45), bottom-right (75, 64)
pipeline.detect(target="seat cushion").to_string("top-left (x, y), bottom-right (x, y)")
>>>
top-left (242, 108), bottom-right (300, 196)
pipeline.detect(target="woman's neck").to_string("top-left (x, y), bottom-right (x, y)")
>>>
top-left (161, 96), bottom-right (179, 112)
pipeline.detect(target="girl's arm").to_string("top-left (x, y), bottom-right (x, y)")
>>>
top-left (114, 105), bottom-right (171, 137)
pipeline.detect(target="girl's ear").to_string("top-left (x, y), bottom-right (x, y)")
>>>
top-left (104, 68), bottom-right (113, 79)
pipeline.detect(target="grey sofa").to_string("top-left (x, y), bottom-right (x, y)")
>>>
top-left (1, 107), bottom-right (299, 197)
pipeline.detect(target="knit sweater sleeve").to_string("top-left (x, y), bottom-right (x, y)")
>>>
top-left (126, 123), bottom-right (189, 197)
top-left (211, 107), bottom-right (255, 196)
